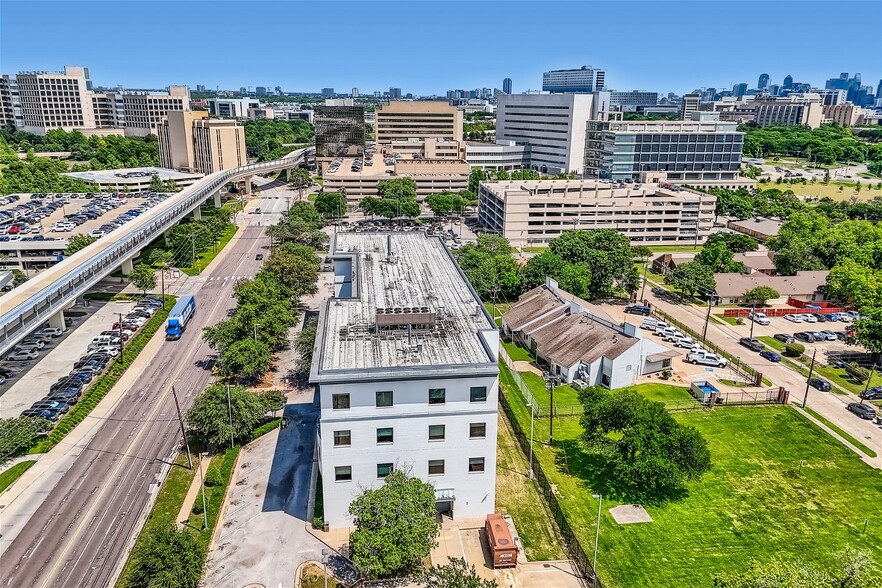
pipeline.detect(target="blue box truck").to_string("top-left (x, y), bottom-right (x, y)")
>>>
top-left (166, 295), bottom-right (195, 340)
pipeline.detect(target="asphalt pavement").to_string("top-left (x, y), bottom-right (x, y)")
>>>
top-left (0, 202), bottom-right (270, 587)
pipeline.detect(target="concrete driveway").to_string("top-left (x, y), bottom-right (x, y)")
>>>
top-left (203, 391), bottom-right (354, 588)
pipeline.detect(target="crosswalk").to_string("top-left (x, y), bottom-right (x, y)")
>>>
top-left (206, 275), bottom-right (252, 281)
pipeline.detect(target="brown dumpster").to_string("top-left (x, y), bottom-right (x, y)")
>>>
top-left (485, 514), bottom-right (517, 568)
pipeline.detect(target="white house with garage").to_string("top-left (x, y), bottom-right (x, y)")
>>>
top-left (501, 279), bottom-right (675, 388)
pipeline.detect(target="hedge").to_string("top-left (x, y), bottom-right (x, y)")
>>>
top-left (31, 296), bottom-right (177, 454)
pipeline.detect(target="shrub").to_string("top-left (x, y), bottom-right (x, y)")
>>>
top-left (192, 500), bottom-right (205, 515)
top-left (784, 343), bottom-right (805, 357)
top-left (660, 369), bottom-right (672, 380)
top-left (735, 318), bottom-right (744, 325)
top-left (204, 466), bottom-right (224, 487)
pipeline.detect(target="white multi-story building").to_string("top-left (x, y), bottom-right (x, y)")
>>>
top-left (121, 85), bottom-right (190, 136)
top-left (15, 66), bottom-right (99, 134)
top-left (310, 233), bottom-right (499, 528)
top-left (465, 141), bottom-right (529, 170)
top-left (496, 93), bottom-right (595, 175)
top-left (542, 66), bottom-right (606, 93)
top-left (207, 97), bottom-right (261, 118)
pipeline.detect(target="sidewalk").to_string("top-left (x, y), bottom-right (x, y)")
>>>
top-left (174, 454), bottom-right (212, 530)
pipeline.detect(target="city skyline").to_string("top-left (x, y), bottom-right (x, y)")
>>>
top-left (1, 0), bottom-right (879, 96)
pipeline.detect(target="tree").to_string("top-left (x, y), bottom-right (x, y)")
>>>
top-left (454, 235), bottom-right (520, 300)
top-left (468, 168), bottom-right (487, 193)
top-left (64, 233), bottom-right (98, 256)
top-left (348, 469), bottom-right (441, 579)
top-left (694, 242), bottom-right (746, 273)
top-left (425, 191), bottom-right (466, 217)
top-left (852, 306), bottom-right (882, 355)
top-left (262, 246), bottom-right (319, 297)
top-left (825, 259), bottom-right (882, 308)
top-left (823, 169), bottom-right (831, 183)
top-left (579, 387), bottom-right (712, 497)
top-left (313, 191), bottom-right (347, 219)
top-left (664, 262), bottom-right (715, 297)
top-left (704, 232), bottom-right (758, 253)
top-left (296, 316), bottom-right (318, 375)
top-left (10, 269), bottom-right (28, 287)
top-left (519, 251), bottom-right (567, 292)
top-left (743, 286), bottom-right (780, 306)
top-left (129, 263), bottom-right (157, 295)
top-left (149, 174), bottom-right (164, 192)
top-left (547, 230), bottom-right (640, 298)
top-left (288, 167), bottom-right (311, 200)
top-left (186, 383), bottom-right (271, 445)
top-left (218, 338), bottom-right (272, 380)
top-left (418, 558), bottom-right (497, 588)
top-left (128, 525), bottom-right (203, 588)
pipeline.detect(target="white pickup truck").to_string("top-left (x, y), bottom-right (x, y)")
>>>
top-left (687, 351), bottom-right (729, 367)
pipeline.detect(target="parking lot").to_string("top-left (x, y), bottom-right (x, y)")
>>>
top-left (0, 293), bottom-right (164, 422)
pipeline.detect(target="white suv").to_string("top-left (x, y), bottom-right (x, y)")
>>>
top-left (749, 312), bottom-right (770, 326)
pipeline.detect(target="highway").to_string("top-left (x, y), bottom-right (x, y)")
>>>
top-left (0, 204), bottom-right (273, 587)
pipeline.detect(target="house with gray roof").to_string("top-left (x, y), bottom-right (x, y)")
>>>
top-left (501, 278), bottom-right (676, 388)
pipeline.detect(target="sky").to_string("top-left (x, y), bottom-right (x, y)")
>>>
top-left (1, 0), bottom-right (880, 96)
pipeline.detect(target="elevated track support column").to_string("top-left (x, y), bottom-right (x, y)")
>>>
top-left (121, 257), bottom-right (134, 276)
top-left (47, 309), bottom-right (67, 332)
top-left (213, 192), bottom-right (222, 207)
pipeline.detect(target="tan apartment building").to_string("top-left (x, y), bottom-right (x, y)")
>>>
top-left (478, 179), bottom-right (716, 248)
top-left (16, 66), bottom-right (99, 134)
top-left (157, 111), bottom-right (247, 174)
top-left (387, 137), bottom-right (465, 159)
top-left (122, 85), bottom-right (190, 136)
top-left (375, 101), bottom-right (463, 144)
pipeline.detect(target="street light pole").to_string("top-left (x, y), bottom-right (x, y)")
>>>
top-left (592, 493), bottom-right (602, 587)
top-left (749, 303), bottom-right (757, 339)
top-left (227, 383), bottom-right (234, 450)
top-left (527, 402), bottom-right (535, 479)
top-left (802, 349), bottom-right (817, 408)
top-left (321, 548), bottom-right (330, 588)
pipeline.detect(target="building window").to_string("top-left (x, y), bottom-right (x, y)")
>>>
top-left (469, 457), bottom-right (486, 473)
top-left (335, 466), bottom-right (352, 481)
top-left (470, 387), bottom-right (488, 402)
top-left (376, 390), bottom-right (393, 407)
top-left (333, 430), bottom-right (351, 446)
top-left (428, 460), bottom-right (445, 476)
top-left (376, 427), bottom-right (394, 444)
top-left (469, 423), bottom-right (487, 439)
top-left (332, 394), bottom-right (350, 409)
top-left (428, 424), bottom-right (446, 441)
top-left (377, 463), bottom-right (394, 478)
top-left (428, 388), bottom-right (446, 405)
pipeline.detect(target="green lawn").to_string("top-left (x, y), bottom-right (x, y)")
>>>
top-left (520, 371), bottom-right (580, 406)
top-left (758, 338), bottom-right (873, 396)
top-left (780, 180), bottom-right (882, 202)
top-left (496, 414), bottom-right (567, 561)
top-left (182, 224), bottom-right (238, 276)
top-left (499, 369), bottom-right (882, 587)
top-left (0, 460), bottom-right (36, 494)
top-left (717, 314), bottom-right (743, 326)
top-left (502, 340), bottom-right (533, 362)
top-left (633, 383), bottom-right (693, 405)
top-left (803, 407), bottom-right (877, 458)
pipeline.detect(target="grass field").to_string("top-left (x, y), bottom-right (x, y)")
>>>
top-left (495, 414), bottom-right (567, 561)
top-left (502, 340), bottom-right (532, 362)
top-left (757, 337), bottom-right (873, 396)
top-left (803, 407), bottom-right (877, 458)
top-left (503, 389), bottom-right (882, 586)
top-left (775, 180), bottom-right (882, 202)
top-left (633, 383), bottom-right (694, 405)
top-left (0, 460), bottom-right (36, 494)
top-left (717, 314), bottom-right (742, 326)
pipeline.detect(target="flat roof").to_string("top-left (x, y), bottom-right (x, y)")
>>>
top-left (313, 233), bottom-right (496, 381)
top-left (63, 167), bottom-right (203, 183)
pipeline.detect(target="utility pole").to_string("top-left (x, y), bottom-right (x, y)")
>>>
top-left (748, 302), bottom-right (757, 339)
top-left (171, 386), bottom-right (193, 469)
top-left (802, 349), bottom-right (817, 408)
top-left (118, 313), bottom-right (124, 366)
top-left (860, 368), bottom-right (874, 405)
top-left (702, 296), bottom-right (714, 342)
top-left (640, 257), bottom-right (649, 303)
top-left (227, 383), bottom-right (235, 450)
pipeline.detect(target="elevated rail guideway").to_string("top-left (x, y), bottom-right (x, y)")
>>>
top-left (0, 147), bottom-right (313, 356)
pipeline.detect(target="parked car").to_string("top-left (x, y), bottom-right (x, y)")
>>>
top-left (801, 314), bottom-right (818, 323)
top-left (749, 312), bottom-right (771, 326)
top-left (846, 403), bottom-right (877, 420)
top-left (784, 314), bottom-right (803, 323)
top-left (739, 337), bottom-right (765, 352)
top-left (21, 408), bottom-right (61, 422)
top-left (674, 336), bottom-right (697, 348)
top-left (15, 340), bottom-right (45, 351)
top-left (811, 313), bottom-right (828, 323)
top-left (687, 351), bottom-right (728, 367)
top-left (6, 349), bottom-right (38, 361)
top-left (624, 304), bottom-right (652, 316)
top-left (794, 332), bottom-right (816, 343)
top-left (34, 327), bottom-right (63, 338)
top-left (90, 346), bottom-right (119, 357)
top-left (859, 386), bottom-right (882, 400)
top-left (810, 378), bottom-right (832, 392)
top-left (31, 400), bottom-right (70, 413)
top-left (50, 377), bottom-right (84, 394)
top-left (773, 333), bottom-right (795, 344)
top-left (816, 330), bottom-right (837, 341)
top-left (46, 389), bottom-right (80, 404)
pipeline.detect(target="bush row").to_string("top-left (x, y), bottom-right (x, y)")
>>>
top-left (31, 296), bottom-right (176, 453)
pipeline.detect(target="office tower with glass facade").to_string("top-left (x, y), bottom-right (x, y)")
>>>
top-left (315, 105), bottom-right (365, 158)
top-left (542, 66), bottom-right (606, 93)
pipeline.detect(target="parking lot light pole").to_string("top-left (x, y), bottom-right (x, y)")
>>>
top-left (321, 548), bottom-right (330, 588)
top-left (592, 493), bottom-right (602, 587)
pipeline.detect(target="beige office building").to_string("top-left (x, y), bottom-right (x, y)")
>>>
top-left (323, 156), bottom-right (469, 202)
top-left (478, 179), bottom-right (716, 247)
top-left (123, 85), bottom-right (190, 136)
top-left (753, 94), bottom-right (823, 128)
top-left (375, 101), bottom-right (463, 144)
top-left (16, 66), bottom-right (98, 134)
top-left (158, 111), bottom-right (247, 174)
